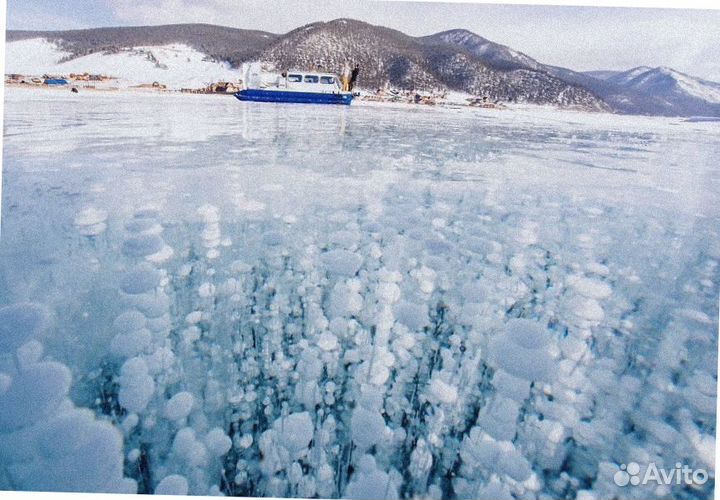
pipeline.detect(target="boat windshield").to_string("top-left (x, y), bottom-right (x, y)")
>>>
top-left (287, 74), bottom-right (302, 82)
top-left (320, 76), bottom-right (336, 84)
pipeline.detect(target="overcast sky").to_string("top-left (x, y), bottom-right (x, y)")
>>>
top-left (6, 0), bottom-right (720, 80)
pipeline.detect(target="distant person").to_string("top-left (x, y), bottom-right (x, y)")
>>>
top-left (341, 63), bottom-right (351, 91)
top-left (349, 64), bottom-right (360, 91)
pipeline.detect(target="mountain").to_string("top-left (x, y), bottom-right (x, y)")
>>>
top-left (421, 29), bottom-right (720, 117)
top-left (256, 19), bottom-right (606, 109)
top-left (6, 24), bottom-right (278, 67)
top-left (577, 66), bottom-right (720, 117)
top-left (6, 20), bottom-right (720, 116)
top-left (605, 66), bottom-right (653, 86)
top-left (582, 70), bottom-right (622, 80)
top-left (609, 66), bottom-right (720, 102)
top-left (422, 29), bottom-right (542, 72)
top-left (417, 29), bottom-right (644, 114)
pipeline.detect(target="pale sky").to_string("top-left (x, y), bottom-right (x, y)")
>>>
top-left (6, 0), bottom-right (720, 81)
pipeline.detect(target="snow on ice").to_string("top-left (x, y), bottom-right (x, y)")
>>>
top-left (0, 89), bottom-right (718, 498)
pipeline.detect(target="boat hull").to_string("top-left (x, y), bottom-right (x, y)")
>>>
top-left (235, 89), bottom-right (353, 105)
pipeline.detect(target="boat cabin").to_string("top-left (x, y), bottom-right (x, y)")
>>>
top-left (275, 72), bottom-right (343, 93)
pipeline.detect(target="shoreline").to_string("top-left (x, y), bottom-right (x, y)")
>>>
top-left (6, 83), bottom-right (709, 125)
top-left (3, 81), bottom-right (603, 115)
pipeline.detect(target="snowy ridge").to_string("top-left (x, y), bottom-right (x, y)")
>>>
top-left (605, 66), bottom-right (653, 86)
top-left (431, 30), bottom-right (720, 117)
top-left (609, 66), bottom-right (720, 104)
top-left (5, 38), bottom-right (242, 89)
top-left (423, 29), bottom-right (543, 72)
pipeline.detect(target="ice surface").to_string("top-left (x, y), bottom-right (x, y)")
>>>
top-left (0, 301), bottom-right (131, 494)
top-left (0, 89), bottom-right (717, 498)
top-left (74, 207), bottom-right (107, 226)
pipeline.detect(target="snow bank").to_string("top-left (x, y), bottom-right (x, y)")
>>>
top-left (5, 39), bottom-right (243, 89)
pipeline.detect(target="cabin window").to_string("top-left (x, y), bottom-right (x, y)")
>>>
top-left (287, 74), bottom-right (302, 82)
top-left (320, 76), bottom-right (336, 84)
top-left (304, 75), bottom-right (319, 83)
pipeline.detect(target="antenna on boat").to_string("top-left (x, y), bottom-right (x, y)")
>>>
top-left (243, 63), bottom-right (252, 90)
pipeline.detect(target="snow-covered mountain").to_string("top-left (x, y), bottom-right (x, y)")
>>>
top-left (582, 70), bottom-right (622, 80)
top-left (609, 66), bottom-right (720, 104)
top-left (257, 19), bottom-right (607, 109)
top-left (577, 66), bottom-right (720, 117)
top-left (604, 66), bottom-right (653, 86)
top-left (427, 30), bottom-right (720, 117)
top-left (422, 29), bottom-right (543, 72)
top-left (6, 24), bottom-right (276, 68)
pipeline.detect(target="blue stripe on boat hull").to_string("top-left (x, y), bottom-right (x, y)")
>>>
top-left (234, 89), bottom-right (353, 105)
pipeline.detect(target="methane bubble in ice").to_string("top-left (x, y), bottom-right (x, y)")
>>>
top-left (489, 319), bottom-right (556, 383)
top-left (0, 302), bottom-right (50, 351)
top-left (155, 474), bottom-right (189, 495)
top-left (204, 428), bottom-right (232, 456)
top-left (125, 217), bottom-right (162, 235)
top-left (121, 234), bottom-right (165, 258)
top-left (270, 412), bottom-right (314, 458)
top-left (74, 207), bottom-right (108, 236)
top-left (117, 357), bottom-right (155, 413)
top-left (0, 361), bottom-right (71, 431)
top-left (112, 310), bottom-right (147, 333)
top-left (321, 249), bottom-right (363, 276)
top-left (164, 391), bottom-right (195, 420)
top-left (120, 264), bottom-right (162, 295)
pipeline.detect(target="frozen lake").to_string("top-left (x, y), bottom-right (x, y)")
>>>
top-left (1, 88), bottom-right (718, 498)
